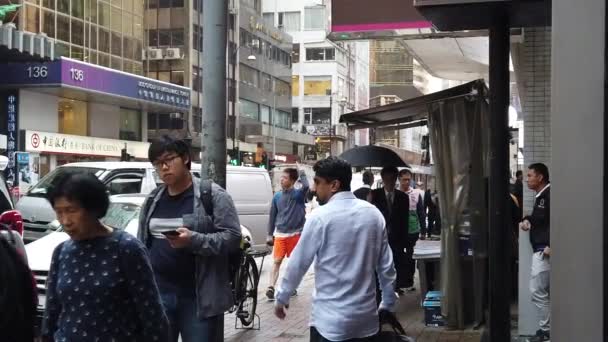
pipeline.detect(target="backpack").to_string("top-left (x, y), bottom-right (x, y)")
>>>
top-left (199, 180), bottom-right (243, 296)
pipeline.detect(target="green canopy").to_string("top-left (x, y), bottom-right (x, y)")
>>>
top-left (0, 4), bottom-right (21, 22)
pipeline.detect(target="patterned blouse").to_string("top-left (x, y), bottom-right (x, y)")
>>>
top-left (41, 230), bottom-right (169, 342)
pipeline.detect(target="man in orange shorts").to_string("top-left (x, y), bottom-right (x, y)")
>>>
top-left (266, 167), bottom-right (309, 300)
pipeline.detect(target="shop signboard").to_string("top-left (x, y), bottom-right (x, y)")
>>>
top-left (4, 91), bottom-right (18, 184)
top-left (24, 130), bottom-right (150, 159)
top-left (0, 58), bottom-right (190, 110)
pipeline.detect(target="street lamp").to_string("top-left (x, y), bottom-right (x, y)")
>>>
top-left (247, 54), bottom-right (256, 61)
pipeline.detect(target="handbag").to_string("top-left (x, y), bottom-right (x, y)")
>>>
top-left (377, 310), bottom-right (416, 342)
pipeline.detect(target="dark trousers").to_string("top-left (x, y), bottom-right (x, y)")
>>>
top-left (310, 327), bottom-right (377, 342)
top-left (403, 233), bottom-right (419, 288)
top-left (428, 212), bottom-right (441, 236)
top-left (390, 240), bottom-right (408, 289)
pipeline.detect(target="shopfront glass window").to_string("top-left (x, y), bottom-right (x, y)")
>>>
top-left (59, 99), bottom-right (88, 136)
top-left (119, 109), bottom-right (141, 141)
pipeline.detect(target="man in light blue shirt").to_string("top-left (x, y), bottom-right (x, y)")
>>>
top-left (274, 157), bottom-right (398, 342)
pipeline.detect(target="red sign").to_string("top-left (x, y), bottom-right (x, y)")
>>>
top-left (31, 133), bottom-right (40, 148)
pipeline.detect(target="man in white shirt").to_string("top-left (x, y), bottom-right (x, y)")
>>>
top-left (274, 157), bottom-right (398, 342)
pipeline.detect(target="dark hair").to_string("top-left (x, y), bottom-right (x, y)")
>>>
top-left (528, 163), bottom-right (549, 182)
top-left (362, 170), bottom-right (374, 186)
top-left (399, 169), bottom-right (413, 178)
top-left (283, 168), bottom-right (298, 182)
top-left (0, 235), bottom-right (36, 341)
top-left (380, 166), bottom-right (399, 177)
top-left (516, 170), bottom-right (523, 178)
top-left (46, 172), bottom-right (110, 219)
top-left (148, 135), bottom-right (192, 170)
top-left (313, 157), bottom-right (352, 192)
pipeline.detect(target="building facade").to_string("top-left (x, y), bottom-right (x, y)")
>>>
top-left (5, 0), bottom-right (145, 73)
top-left (262, 0), bottom-right (369, 159)
top-left (144, 0), bottom-right (313, 163)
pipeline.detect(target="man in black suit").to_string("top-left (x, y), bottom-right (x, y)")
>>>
top-left (370, 166), bottom-right (410, 292)
top-left (353, 170), bottom-right (374, 201)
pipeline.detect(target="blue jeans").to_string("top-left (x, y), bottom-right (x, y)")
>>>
top-left (160, 292), bottom-right (224, 342)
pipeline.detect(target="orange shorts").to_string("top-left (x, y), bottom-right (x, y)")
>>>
top-left (273, 234), bottom-right (301, 259)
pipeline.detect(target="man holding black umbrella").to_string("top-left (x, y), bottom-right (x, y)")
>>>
top-left (370, 166), bottom-right (410, 293)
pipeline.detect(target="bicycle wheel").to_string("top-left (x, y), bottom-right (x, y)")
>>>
top-left (236, 255), bottom-right (259, 326)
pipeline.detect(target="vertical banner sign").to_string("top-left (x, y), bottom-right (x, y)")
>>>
top-left (16, 152), bottom-right (31, 195)
top-left (5, 92), bottom-right (18, 185)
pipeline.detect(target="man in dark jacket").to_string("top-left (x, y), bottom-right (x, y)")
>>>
top-left (354, 170), bottom-right (374, 201)
top-left (370, 166), bottom-right (409, 292)
top-left (519, 163), bottom-right (551, 342)
top-left (138, 136), bottom-right (241, 342)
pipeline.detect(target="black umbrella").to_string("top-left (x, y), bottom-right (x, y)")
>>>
top-left (339, 145), bottom-right (409, 168)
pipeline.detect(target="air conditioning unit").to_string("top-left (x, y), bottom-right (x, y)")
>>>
top-left (145, 48), bottom-right (163, 60)
top-left (164, 48), bottom-right (182, 60)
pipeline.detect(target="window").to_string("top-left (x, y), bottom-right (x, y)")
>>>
top-left (111, 31), bottom-right (122, 56)
top-left (111, 7), bottom-right (121, 32)
top-left (58, 99), bottom-right (88, 135)
top-left (279, 11), bottom-right (300, 32)
top-left (228, 79), bottom-right (236, 102)
top-left (71, 19), bottom-right (84, 45)
top-left (147, 113), bottom-right (157, 129)
top-left (119, 109), bottom-right (141, 141)
top-left (42, 10), bottom-right (54, 37)
top-left (228, 42), bottom-right (237, 64)
top-left (42, 0), bottom-right (54, 9)
top-left (158, 29), bottom-right (171, 45)
top-left (274, 79), bottom-right (290, 96)
top-left (158, 0), bottom-right (183, 8)
top-left (58, 0), bottom-right (69, 14)
top-left (292, 75), bottom-right (299, 96)
top-left (57, 14), bottom-right (70, 42)
top-left (192, 67), bottom-right (202, 92)
top-left (240, 99), bottom-right (259, 121)
top-left (273, 110), bottom-right (291, 129)
top-left (71, 46), bottom-right (84, 61)
top-left (291, 108), bottom-right (299, 124)
top-left (99, 2), bottom-right (110, 28)
top-left (292, 44), bottom-right (300, 63)
top-left (304, 6), bottom-right (325, 30)
top-left (193, 25), bottom-right (203, 51)
top-left (107, 175), bottom-right (143, 195)
top-left (71, 0), bottom-right (84, 19)
top-left (306, 47), bottom-right (335, 61)
top-left (304, 108), bottom-right (331, 124)
top-left (171, 29), bottom-right (184, 46)
top-left (192, 106), bottom-right (202, 132)
top-left (303, 76), bottom-right (331, 96)
top-left (261, 73), bottom-right (272, 92)
top-left (99, 28), bottom-right (110, 53)
top-left (239, 64), bottom-right (258, 87)
top-left (170, 71), bottom-right (184, 86)
top-left (102, 203), bottom-right (141, 230)
top-left (263, 13), bottom-right (274, 27)
top-left (25, 5), bottom-right (40, 33)
top-left (122, 13), bottom-right (133, 36)
top-left (260, 105), bottom-right (270, 124)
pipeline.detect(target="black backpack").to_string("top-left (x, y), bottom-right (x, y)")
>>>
top-left (199, 180), bottom-right (243, 296)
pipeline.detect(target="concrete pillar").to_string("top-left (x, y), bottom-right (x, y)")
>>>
top-left (551, 0), bottom-right (605, 340)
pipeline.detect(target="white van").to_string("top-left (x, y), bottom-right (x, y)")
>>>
top-left (16, 162), bottom-right (272, 247)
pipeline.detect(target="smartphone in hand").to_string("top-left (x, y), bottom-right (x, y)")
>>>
top-left (161, 230), bottom-right (180, 238)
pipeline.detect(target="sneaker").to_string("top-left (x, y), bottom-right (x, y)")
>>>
top-left (291, 289), bottom-right (298, 297)
top-left (528, 330), bottom-right (550, 342)
top-left (266, 286), bottom-right (275, 301)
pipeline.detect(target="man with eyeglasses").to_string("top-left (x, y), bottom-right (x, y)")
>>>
top-left (137, 135), bottom-right (241, 342)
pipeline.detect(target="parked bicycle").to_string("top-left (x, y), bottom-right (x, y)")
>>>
top-left (228, 235), bottom-right (270, 327)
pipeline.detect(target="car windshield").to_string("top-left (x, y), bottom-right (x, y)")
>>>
top-left (101, 202), bottom-right (141, 230)
top-left (28, 167), bottom-right (105, 197)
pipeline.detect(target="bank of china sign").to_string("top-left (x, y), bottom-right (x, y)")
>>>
top-left (25, 131), bottom-right (150, 159)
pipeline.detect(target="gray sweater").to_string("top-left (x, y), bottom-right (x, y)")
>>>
top-left (268, 173), bottom-right (309, 236)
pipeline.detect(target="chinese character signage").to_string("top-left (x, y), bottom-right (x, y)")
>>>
top-left (5, 91), bottom-right (18, 184)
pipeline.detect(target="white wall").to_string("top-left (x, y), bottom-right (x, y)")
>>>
top-left (19, 90), bottom-right (59, 132)
top-left (88, 103), bottom-right (121, 139)
top-left (551, 0), bottom-right (605, 340)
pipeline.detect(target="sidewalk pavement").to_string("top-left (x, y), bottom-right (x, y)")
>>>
top-left (224, 258), bottom-right (482, 342)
